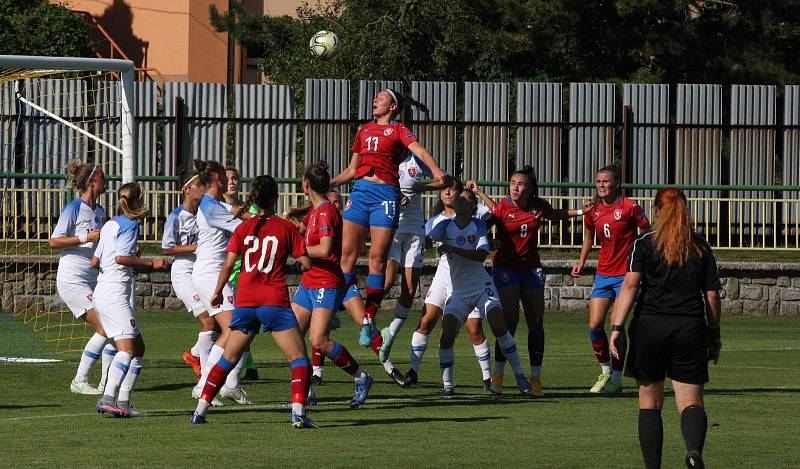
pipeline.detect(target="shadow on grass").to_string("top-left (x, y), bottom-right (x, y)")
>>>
top-left (320, 415), bottom-right (504, 428)
top-left (0, 403), bottom-right (61, 410)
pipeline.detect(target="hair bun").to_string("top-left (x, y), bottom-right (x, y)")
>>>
top-left (193, 159), bottom-right (206, 172)
top-left (316, 160), bottom-right (329, 172)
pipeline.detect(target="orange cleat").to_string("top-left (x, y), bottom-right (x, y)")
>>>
top-left (182, 350), bottom-right (202, 381)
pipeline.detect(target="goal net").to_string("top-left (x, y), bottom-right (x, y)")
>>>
top-left (0, 55), bottom-right (134, 360)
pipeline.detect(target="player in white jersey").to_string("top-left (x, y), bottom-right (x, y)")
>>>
top-left (93, 183), bottom-right (169, 417)
top-left (190, 160), bottom-right (251, 405)
top-left (427, 189), bottom-right (531, 396)
top-left (376, 151), bottom-right (442, 385)
top-left (49, 161), bottom-right (117, 395)
top-left (403, 181), bottom-right (494, 389)
top-left (162, 170), bottom-right (215, 383)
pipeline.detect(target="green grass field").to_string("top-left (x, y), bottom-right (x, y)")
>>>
top-left (1, 311), bottom-right (798, 468)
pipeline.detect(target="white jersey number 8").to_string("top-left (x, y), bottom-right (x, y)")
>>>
top-left (243, 235), bottom-right (279, 273)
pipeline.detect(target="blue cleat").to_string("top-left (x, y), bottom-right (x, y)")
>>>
top-left (515, 374), bottom-right (532, 396)
top-left (190, 412), bottom-right (207, 424)
top-left (291, 413), bottom-right (318, 429)
top-left (358, 323), bottom-right (373, 347)
top-left (349, 374), bottom-right (374, 408)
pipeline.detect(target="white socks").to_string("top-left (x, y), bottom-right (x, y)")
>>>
top-left (117, 356), bottom-right (143, 405)
top-left (409, 331), bottom-right (428, 372)
top-left (99, 342), bottom-right (117, 388)
top-left (389, 303), bottom-right (410, 336)
top-left (473, 340), bottom-right (492, 380)
top-left (102, 351), bottom-right (132, 402)
top-left (496, 332), bottom-right (525, 377)
top-left (440, 347), bottom-right (454, 388)
top-left (75, 333), bottom-right (107, 382)
top-left (196, 331), bottom-right (215, 377)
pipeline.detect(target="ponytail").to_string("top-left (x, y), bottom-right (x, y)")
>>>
top-left (652, 188), bottom-right (701, 265)
top-left (67, 159), bottom-right (99, 193)
top-left (303, 160), bottom-right (331, 195)
top-left (193, 159), bottom-right (225, 187)
top-left (117, 182), bottom-right (147, 221)
top-left (385, 88), bottom-right (431, 124)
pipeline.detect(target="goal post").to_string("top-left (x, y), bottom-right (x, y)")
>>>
top-left (0, 55), bottom-right (136, 359)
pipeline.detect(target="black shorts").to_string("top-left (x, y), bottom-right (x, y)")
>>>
top-left (625, 314), bottom-right (709, 385)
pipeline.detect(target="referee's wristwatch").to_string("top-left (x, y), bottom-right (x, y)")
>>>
top-left (611, 324), bottom-right (625, 334)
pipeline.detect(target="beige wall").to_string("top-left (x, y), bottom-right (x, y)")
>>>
top-left (63, 0), bottom-right (303, 84)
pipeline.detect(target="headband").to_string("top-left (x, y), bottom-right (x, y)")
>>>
top-left (88, 164), bottom-right (101, 181)
top-left (384, 88), bottom-right (398, 104)
top-left (181, 174), bottom-right (199, 190)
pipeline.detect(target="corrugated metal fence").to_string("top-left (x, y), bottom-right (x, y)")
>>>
top-left (3, 78), bottom-right (800, 246)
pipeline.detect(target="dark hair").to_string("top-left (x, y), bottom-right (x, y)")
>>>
top-left (178, 168), bottom-right (199, 190)
top-left (432, 179), bottom-right (464, 215)
top-left (193, 159), bottom-right (225, 187)
top-left (385, 88), bottom-right (430, 124)
top-left (67, 160), bottom-right (100, 193)
top-left (511, 165), bottom-right (539, 206)
top-left (246, 175), bottom-right (279, 213)
top-left (303, 160), bottom-right (331, 195)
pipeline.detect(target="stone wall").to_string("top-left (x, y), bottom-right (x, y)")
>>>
top-left (2, 256), bottom-right (800, 316)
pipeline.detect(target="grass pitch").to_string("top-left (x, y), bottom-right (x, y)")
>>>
top-left (1, 311), bottom-right (798, 468)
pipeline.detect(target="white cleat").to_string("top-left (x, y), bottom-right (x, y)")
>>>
top-left (70, 380), bottom-right (102, 395)
top-left (192, 385), bottom-right (224, 406)
top-left (220, 385), bottom-right (252, 405)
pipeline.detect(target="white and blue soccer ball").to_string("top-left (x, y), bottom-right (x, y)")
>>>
top-left (309, 30), bottom-right (340, 60)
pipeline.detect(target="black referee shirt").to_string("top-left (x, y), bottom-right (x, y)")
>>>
top-left (628, 232), bottom-right (721, 318)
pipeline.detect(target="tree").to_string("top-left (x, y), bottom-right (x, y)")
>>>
top-left (0, 0), bottom-right (94, 57)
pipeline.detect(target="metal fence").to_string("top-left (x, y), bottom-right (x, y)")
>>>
top-left (3, 78), bottom-right (800, 249)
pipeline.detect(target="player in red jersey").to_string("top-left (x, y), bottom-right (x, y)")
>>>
top-left (190, 175), bottom-right (316, 428)
top-left (330, 89), bottom-right (447, 346)
top-left (571, 165), bottom-right (649, 395)
top-left (470, 166), bottom-right (590, 396)
top-left (291, 161), bottom-right (376, 408)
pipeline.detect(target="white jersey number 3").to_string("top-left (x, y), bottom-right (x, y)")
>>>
top-left (243, 235), bottom-right (279, 273)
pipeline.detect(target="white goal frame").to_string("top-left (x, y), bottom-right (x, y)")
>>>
top-left (0, 55), bottom-right (136, 183)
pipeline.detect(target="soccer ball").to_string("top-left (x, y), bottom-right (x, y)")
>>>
top-left (309, 30), bottom-right (340, 60)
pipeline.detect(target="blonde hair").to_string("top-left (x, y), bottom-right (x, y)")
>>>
top-left (117, 183), bottom-right (147, 220)
top-left (67, 159), bottom-right (98, 192)
top-left (652, 188), bottom-right (701, 265)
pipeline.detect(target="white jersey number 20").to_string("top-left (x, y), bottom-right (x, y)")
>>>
top-left (243, 235), bottom-right (279, 273)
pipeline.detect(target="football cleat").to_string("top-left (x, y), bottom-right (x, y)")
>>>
top-left (601, 379), bottom-right (622, 396)
top-left (515, 374), bottom-right (532, 395)
top-left (242, 367), bottom-right (260, 381)
top-left (291, 413), bottom-right (318, 429)
top-left (311, 374), bottom-right (323, 386)
top-left (349, 374), bottom-right (374, 408)
top-left (490, 372), bottom-right (504, 394)
top-left (96, 400), bottom-right (130, 418)
top-left (71, 380), bottom-right (102, 395)
top-left (378, 327), bottom-right (395, 363)
top-left (590, 373), bottom-right (612, 393)
top-left (404, 369), bottom-right (418, 386)
top-left (358, 322), bottom-right (374, 347)
top-left (220, 385), bottom-right (252, 405)
top-left (387, 368), bottom-right (406, 387)
top-left (307, 387), bottom-right (318, 406)
top-left (190, 412), bottom-right (207, 424)
top-left (440, 386), bottom-right (455, 398)
top-left (685, 451), bottom-right (705, 469)
top-left (182, 350), bottom-right (202, 380)
top-left (528, 376), bottom-right (544, 397)
top-left (483, 378), bottom-right (494, 393)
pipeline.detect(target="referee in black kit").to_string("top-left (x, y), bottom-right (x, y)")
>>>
top-left (609, 188), bottom-right (722, 469)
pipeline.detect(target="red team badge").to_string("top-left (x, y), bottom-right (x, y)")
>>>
top-left (86, 293), bottom-right (93, 301)
top-left (614, 209), bottom-right (623, 220)
top-left (192, 294), bottom-right (200, 302)
top-left (227, 296), bottom-right (234, 304)
top-left (383, 128), bottom-right (394, 136)
top-left (408, 167), bottom-right (417, 177)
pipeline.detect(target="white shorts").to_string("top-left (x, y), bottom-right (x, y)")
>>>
top-left (57, 280), bottom-right (96, 318)
top-left (93, 286), bottom-right (138, 339)
top-left (172, 271), bottom-right (205, 316)
top-left (444, 280), bottom-right (500, 323)
top-left (192, 273), bottom-right (235, 316)
top-left (424, 268), bottom-right (481, 319)
top-left (388, 233), bottom-right (425, 269)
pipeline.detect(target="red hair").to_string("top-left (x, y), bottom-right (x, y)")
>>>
top-left (652, 188), bottom-right (700, 265)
